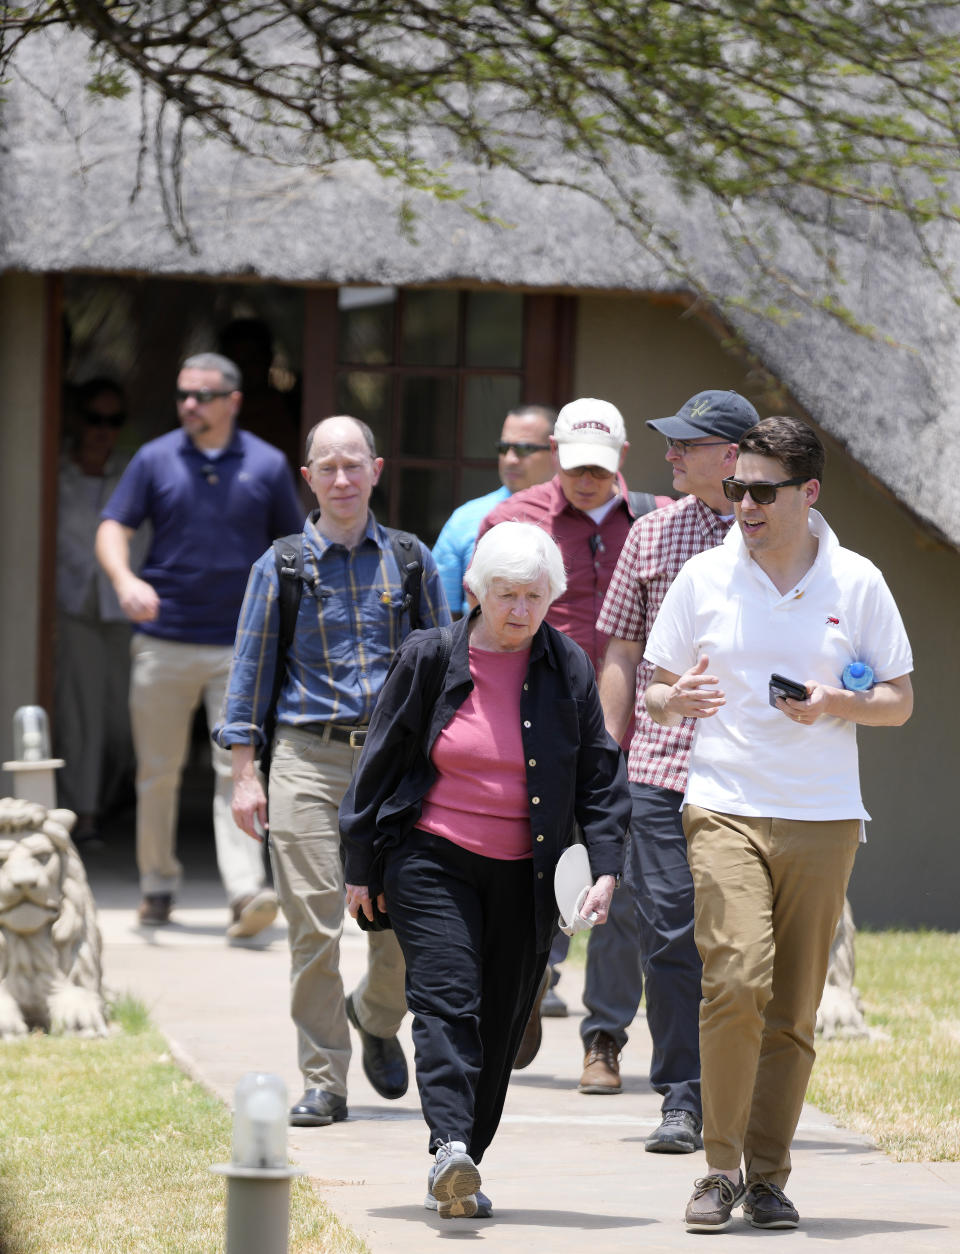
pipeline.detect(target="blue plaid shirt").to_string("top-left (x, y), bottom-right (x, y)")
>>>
top-left (216, 512), bottom-right (451, 747)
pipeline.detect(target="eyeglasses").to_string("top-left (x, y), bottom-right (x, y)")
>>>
top-left (309, 459), bottom-right (371, 478)
top-left (562, 464), bottom-right (615, 480)
top-left (496, 442), bottom-right (551, 457)
top-left (722, 476), bottom-right (808, 505)
top-left (81, 410), bottom-right (125, 428)
top-left (665, 438), bottom-right (730, 453)
top-left (175, 388), bottom-right (233, 404)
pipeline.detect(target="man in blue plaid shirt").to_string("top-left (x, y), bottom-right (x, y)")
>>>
top-left (216, 415), bottom-right (450, 1128)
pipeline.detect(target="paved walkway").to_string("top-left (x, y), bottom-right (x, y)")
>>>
top-left (87, 852), bottom-right (960, 1253)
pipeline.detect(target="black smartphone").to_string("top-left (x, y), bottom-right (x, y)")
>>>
top-left (769, 672), bottom-right (808, 707)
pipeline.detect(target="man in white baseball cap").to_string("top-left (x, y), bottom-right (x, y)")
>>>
top-left (552, 397), bottom-right (628, 475)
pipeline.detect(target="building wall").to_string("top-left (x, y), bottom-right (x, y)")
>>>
top-left (0, 273), bottom-right (46, 783)
top-left (574, 292), bottom-right (956, 930)
top-left (823, 464), bottom-right (956, 930)
top-left (573, 293), bottom-right (748, 498)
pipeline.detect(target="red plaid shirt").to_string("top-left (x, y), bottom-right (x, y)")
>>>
top-left (597, 495), bottom-right (734, 789)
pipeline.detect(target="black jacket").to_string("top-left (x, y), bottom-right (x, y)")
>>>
top-left (339, 611), bottom-right (630, 952)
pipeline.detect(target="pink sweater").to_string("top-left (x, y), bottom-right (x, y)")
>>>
top-left (418, 645), bottom-right (532, 860)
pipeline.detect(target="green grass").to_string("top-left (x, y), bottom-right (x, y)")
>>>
top-left (807, 929), bottom-right (960, 1161)
top-left (571, 927), bottom-right (960, 1162)
top-left (0, 997), bottom-right (367, 1254)
top-left (2, 930), bottom-right (955, 1252)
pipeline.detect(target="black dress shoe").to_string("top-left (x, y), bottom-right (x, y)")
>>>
top-left (289, 1088), bottom-right (348, 1127)
top-left (345, 993), bottom-right (409, 1099)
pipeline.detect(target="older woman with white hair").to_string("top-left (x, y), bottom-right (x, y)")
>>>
top-left (340, 521), bottom-right (630, 1220)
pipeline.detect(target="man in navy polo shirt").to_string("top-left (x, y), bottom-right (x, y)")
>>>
top-left (96, 352), bottom-right (303, 934)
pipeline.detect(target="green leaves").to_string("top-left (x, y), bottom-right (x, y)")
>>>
top-left (6, 1), bottom-right (960, 326)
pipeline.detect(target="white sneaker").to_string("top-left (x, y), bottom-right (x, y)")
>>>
top-left (424, 1166), bottom-right (492, 1218)
top-left (428, 1141), bottom-right (482, 1219)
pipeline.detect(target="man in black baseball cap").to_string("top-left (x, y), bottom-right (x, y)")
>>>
top-left (647, 389), bottom-right (760, 444)
top-left (594, 386), bottom-right (759, 1153)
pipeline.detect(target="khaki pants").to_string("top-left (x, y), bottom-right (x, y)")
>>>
top-left (268, 726), bottom-right (407, 1096)
top-left (683, 805), bottom-right (860, 1186)
top-left (130, 633), bottom-right (266, 903)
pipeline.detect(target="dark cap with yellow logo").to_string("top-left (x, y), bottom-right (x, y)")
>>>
top-left (646, 390), bottom-right (759, 443)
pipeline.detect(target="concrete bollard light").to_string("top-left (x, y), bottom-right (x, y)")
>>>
top-left (3, 706), bottom-right (64, 809)
top-left (211, 1072), bottom-right (304, 1254)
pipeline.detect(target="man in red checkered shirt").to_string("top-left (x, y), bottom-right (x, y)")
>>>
top-left (596, 389), bottom-right (760, 1154)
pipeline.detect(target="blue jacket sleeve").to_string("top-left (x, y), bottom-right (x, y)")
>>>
top-left (213, 550), bottom-right (280, 748)
top-left (432, 520), bottom-right (469, 616)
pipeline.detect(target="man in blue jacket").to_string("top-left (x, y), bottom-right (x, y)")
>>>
top-left (432, 405), bottom-right (555, 615)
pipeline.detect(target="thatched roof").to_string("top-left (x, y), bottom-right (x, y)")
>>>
top-left (3, 28), bottom-right (959, 547)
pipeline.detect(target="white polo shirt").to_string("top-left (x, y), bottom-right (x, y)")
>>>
top-left (644, 510), bottom-right (913, 822)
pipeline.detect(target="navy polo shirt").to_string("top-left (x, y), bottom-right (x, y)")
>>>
top-left (102, 426), bottom-right (304, 645)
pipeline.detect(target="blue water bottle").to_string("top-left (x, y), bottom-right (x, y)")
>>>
top-left (842, 661), bottom-right (874, 691)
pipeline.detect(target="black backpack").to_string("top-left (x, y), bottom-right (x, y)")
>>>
top-left (259, 524), bottom-right (426, 778)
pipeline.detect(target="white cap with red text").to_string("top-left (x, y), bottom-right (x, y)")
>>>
top-left (553, 398), bottom-right (626, 473)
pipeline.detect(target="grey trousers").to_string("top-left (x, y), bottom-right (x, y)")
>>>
top-left (267, 726), bottom-right (407, 1096)
top-left (55, 612), bottom-right (133, 816)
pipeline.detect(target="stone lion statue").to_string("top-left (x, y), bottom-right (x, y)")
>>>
top-left (0, 798), bottom-right (107, 1038)
top-left (816, 896), bottom-right (869, 1040)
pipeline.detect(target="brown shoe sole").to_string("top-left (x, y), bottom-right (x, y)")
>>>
top-left (578, 1078), bottom-right (622, 1094)
top-left (512, 966), bottom-right (550, 1070)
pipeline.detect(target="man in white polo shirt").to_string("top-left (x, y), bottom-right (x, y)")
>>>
top-left (644, 417), bottom-right (913, 1234)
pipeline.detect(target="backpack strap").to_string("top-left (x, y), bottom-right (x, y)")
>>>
top-left (261, 527), bottom-right (424, 775)
top-left (387, 528), bottom-right (425, 630)
top-left (628, 490), bottom-right (657, 519)
top-left (260, 533), bottom-right (305, 776)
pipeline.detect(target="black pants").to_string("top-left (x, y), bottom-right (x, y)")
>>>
top-left (382, 828), bottom-right (547, 1163)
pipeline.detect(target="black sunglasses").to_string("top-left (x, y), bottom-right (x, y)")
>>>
top-left (81, 410), bottom-right (125, 428)
top-left (722, 476), bottom-right (808, 505)
top-left (496, 441), bottom-right (551, 457)
top-left (176, 388), bottom-right (233, 404)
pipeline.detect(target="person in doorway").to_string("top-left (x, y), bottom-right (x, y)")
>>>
top-left (55, 378), bottom-right (142, 841)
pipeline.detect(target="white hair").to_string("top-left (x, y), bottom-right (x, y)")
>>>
top-left (465, 521), bottom-right (567, 604)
